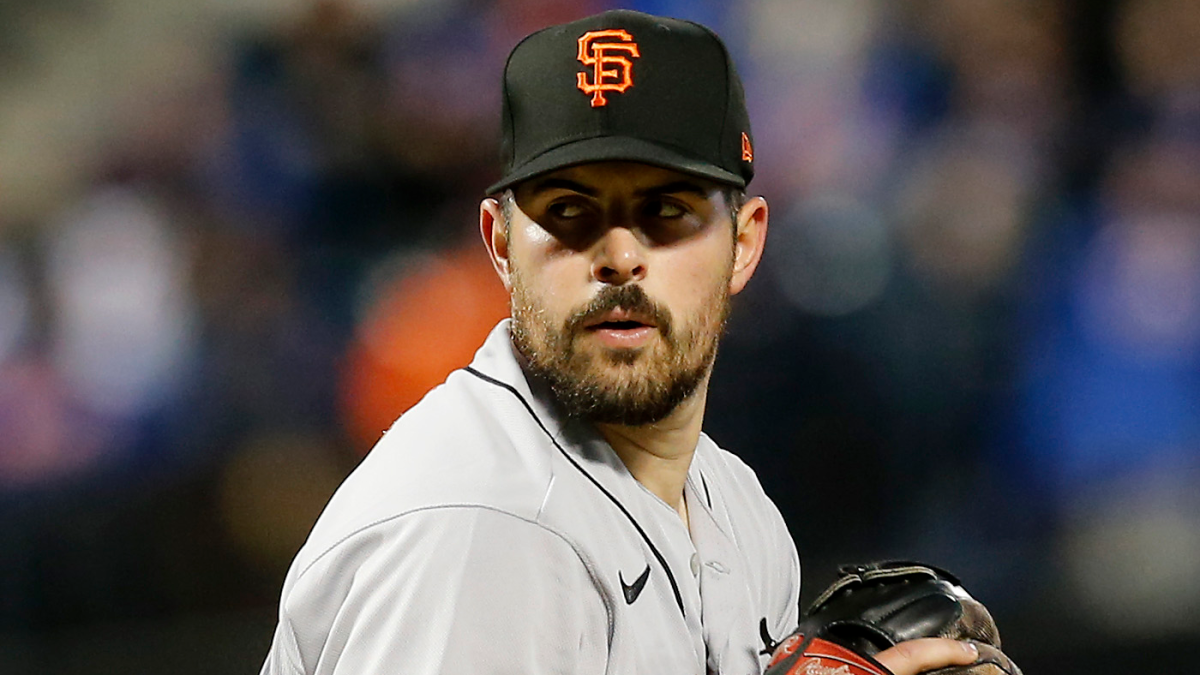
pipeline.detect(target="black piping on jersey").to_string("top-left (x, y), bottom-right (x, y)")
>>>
top-left (464, 365), bottom-right (687, 619)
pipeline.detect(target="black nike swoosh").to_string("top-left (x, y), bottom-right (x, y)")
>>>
top-left (619, 564), bottom-right (651, 604)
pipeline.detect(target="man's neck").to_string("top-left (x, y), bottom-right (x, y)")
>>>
top-left (594, 377), bottom-right (710, 526)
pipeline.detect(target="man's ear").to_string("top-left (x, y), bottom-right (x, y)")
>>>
top-left (730, 196), bottom-right (768, 296)
top-left (480, 198), bottom-right (513, 292)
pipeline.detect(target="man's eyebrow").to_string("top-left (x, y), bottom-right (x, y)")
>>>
top-left (527, 178), bottom-right (599, 197)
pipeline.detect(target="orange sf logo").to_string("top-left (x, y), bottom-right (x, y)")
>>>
top-left (577, 30), bottom-right (640, 107)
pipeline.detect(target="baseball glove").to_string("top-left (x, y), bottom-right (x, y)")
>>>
top-left (764, 561), bottom-right (1021, 675)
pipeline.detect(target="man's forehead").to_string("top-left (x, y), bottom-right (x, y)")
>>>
top-left (518, 161), bottom-right (727, 197)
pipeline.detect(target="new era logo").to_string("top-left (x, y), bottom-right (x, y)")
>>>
top-left (576, 29), bottom-right (640, 107)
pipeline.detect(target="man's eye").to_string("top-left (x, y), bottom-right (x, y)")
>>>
top-left (549, 202), bottom-right (587, 218)
top-left (645, 200), bottom-right (686, 218)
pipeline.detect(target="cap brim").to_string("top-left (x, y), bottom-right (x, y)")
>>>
top-left (487, 135), bottom-right (746, 194)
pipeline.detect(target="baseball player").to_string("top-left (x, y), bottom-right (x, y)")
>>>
top-left (260, 10), bottom-right (980, 675)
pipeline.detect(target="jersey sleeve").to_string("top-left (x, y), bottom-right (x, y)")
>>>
top-left (261, 506), bottom-right (611, 675)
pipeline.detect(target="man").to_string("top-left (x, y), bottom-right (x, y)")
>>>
top-left (261, 10), bottom-right (980, 674)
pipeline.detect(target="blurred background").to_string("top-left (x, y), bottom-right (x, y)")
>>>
top-left (1, 0), bottom-right (1198, 671)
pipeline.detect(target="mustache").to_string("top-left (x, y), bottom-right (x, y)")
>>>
top-left (565, 285), bottom-right (673, 339)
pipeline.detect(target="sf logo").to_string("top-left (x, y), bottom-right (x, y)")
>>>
top-left (576, 30), bottom-right (640, 107)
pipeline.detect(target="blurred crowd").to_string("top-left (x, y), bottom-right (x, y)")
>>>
top-left (1, 0), bottom-right (1198, 670)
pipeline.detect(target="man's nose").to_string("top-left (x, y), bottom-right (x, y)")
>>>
top-left (592, 227), bottom-right (647, 285)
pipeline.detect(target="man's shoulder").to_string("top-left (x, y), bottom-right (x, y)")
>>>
top-left (273, 504), bottom-right (609, 674)
top-left (293, 366), bottom-right (558, 574)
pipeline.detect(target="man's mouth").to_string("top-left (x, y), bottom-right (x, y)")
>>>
top-left (584, 310), bottom-right (657, 348)
top-left (584, 309), bottom-right (656, 330)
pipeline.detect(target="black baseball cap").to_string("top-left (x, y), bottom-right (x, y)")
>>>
top-left (487, 10), bottom-right (754, 194)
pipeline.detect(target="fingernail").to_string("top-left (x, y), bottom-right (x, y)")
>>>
top-left (962, 642), bottom-right (979, 661)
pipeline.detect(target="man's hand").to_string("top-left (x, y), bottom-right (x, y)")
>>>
top-left (875, 637), bottom-right (979, 675)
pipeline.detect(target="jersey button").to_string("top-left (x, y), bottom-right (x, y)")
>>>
top-left (690, 553), bottom-right (701, 577)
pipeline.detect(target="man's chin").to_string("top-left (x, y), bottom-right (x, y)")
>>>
top-left (532, 352), bottom-right (707, 426)
top-left (596, 345), bottom-right (647, 366)
top-left (566, 389), bottom-right (679, 426)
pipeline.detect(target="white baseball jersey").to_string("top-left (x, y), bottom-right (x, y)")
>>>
top-left (261, 320), bottom-right (800, 674)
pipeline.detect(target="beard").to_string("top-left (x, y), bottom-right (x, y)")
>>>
top-left (510, 275), bottom-right (730, 426)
